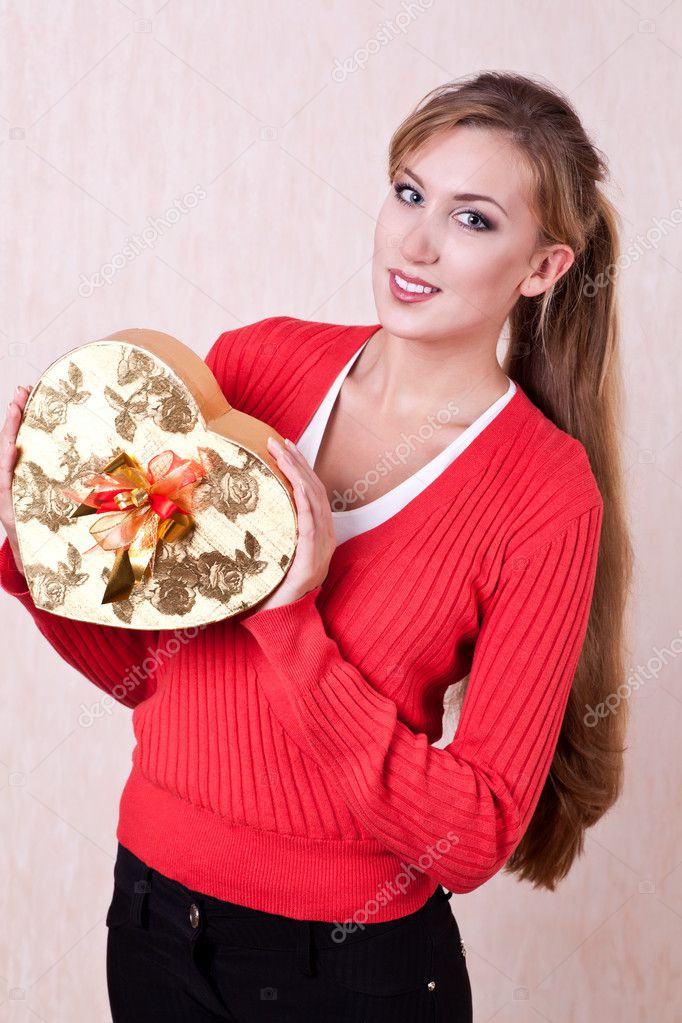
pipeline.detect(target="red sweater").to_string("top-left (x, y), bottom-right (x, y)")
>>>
top-left (1, 316), bottom-right (603, 923)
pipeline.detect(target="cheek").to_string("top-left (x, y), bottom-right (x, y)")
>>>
top-left (444, 239), bottom-right (522, 301)
top-left (373, 199), bottom-right (396, 251)
top-left (377, 192), bottom-right (416, 247)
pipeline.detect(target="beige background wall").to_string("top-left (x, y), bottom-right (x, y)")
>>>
top-left (1, 1), bottom-right (679, 1020)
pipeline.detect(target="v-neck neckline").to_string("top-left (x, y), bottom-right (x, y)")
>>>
top-left (305, 340), bottom-right (515, 522)
top-left (288, 322), bottom-right (533, 565)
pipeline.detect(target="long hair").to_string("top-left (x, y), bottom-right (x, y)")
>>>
top-left (387, 71), bottom-right (634, 890)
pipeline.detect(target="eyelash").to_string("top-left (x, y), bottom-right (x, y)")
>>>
top-left (392, 181), bottom-right (493, 232)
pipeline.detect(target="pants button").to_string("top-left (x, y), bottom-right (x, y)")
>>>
top-left (189, 903), bottom-right (200, 929)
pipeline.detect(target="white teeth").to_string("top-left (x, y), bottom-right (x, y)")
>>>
top-left (394, 273), bottom-right (437, 294)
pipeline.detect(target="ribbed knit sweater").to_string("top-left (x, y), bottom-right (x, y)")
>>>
top-left (0, 316), bottom-right (604, 924)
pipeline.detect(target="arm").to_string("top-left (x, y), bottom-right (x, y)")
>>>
top-left (0, 534), bottom-right (162, 708)
top-left (240, 503), bottom-right (603, 894)
top-left (0, 318), bottom-right (279, 707)
top-left (203, 315), bottom-right (292, 409)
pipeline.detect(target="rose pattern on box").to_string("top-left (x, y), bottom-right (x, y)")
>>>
top-left (12, 338), bottom-right (297, 629)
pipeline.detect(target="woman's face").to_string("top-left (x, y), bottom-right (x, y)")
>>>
top-left (372, 125), bottom-right (572, 344)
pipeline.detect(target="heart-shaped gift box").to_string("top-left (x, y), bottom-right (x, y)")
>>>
top-left (12, 328), bottom-right (298, 629)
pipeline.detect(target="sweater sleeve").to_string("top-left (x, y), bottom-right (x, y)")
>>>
top-left (0, 318), bottom-right (278, 709)
top-left (0, 534), bottom-right (161, 708)
top-left (240, 502), bottom-right (603, 894)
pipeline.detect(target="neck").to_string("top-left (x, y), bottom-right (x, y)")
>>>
top-left (355, 325), bottom-right (510, 426)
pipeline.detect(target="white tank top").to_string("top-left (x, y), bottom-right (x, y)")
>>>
top-left (296, 338), bottom-right (517, 545)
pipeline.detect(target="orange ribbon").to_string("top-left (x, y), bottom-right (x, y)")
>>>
top-left (60, 449), bottom-right (209, 604)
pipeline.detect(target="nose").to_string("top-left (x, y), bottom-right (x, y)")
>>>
top-left (398, 217), bottom-right (439, 268)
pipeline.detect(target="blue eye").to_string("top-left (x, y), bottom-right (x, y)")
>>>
top-left (393, 182), bottom-right (422, 206)
top-left (392, 181), bottom-right (493, 232)
top-left (453, 210), bottom-right (491, 232)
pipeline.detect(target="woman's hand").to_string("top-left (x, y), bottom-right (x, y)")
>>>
top-left (0, 384), bottom-right (33, 575)
top-left (249, 436), bottom-right (337, 614)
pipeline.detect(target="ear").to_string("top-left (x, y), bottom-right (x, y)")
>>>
top-left (520, 244), bottom-right (575, 299)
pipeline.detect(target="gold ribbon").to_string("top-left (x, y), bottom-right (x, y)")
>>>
top-left (60, 448), bottom-right (208, 604)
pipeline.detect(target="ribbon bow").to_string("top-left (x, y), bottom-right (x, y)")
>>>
top-left (60, 448), bottom-right (208, 604)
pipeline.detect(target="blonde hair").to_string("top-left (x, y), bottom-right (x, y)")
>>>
top-left (388, 71), bottom-right (634, 890)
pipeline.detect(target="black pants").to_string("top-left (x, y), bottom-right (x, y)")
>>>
top-left (105, 841), bottom-right (473, 1022)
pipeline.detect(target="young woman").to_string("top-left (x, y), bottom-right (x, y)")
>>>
top-left (0, 71), bottom-right (632, 1022)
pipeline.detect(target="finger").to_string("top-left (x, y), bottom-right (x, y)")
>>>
top-left (278, 441), bottom-right (333, 530)
top-left (282, 439), bottom-right (327, 498)
top-left (269, 439), bottom-right (325, 522)
top-left (10, 384), bottom-right (33, 414)
top-left (1, 386), bottom-right (32, 518)
top-left (2, 399), bottom-right (22, 446)
top-left (2, 384), bottom-right (32, 434)
top-left (280, 440), bottom-right (336, 540)
top-left (1, 385), bottom-right (32, 483)
top-left (294, 480), bottom-right (315, 539)
top-left (295, 480), bottom-right (336, 568)
top-left (0, 426), bottom-right (19, 501)
top-left (282, 437), bottom-right (309, 465)
top-left (286, 483), bottom-right (316, 586)
top-left (270, 440), bottom-right (335, 548)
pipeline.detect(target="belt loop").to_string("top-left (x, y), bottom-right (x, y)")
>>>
top-left (130, 867), bottom-right (153, 928)
top-left (295, 920), bottom-right (314, 976)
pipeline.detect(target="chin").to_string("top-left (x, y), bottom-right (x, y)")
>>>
top-left (377, 311), bottom-right (439, 343)
top-left (372, 290), bottom-right (442, 340)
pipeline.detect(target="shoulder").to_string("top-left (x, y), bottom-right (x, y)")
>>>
top-left (203, 315), bottom-right (291, 371)
top-left (203, 315), bottom-right (370, 406)
top-left (204, 315), bottom-right (362, 370)
top-left (206, 315), bottom-right (359, 361)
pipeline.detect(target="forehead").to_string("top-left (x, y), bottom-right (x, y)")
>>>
top-left (400, 126), bottom-right (534, 215)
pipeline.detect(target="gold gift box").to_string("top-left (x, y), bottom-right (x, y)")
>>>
top-left (12, 328), bottom-right (298, 629)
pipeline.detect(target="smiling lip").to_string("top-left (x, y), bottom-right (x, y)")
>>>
top-left (388, 267), bottom-right (441, 303)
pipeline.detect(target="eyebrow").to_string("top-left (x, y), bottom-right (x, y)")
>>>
top-left (402, 166), bottom-right (509, 218)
